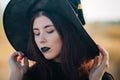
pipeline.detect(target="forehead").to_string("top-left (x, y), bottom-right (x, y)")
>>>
top-left (33, 15), bottom-right (54, 28)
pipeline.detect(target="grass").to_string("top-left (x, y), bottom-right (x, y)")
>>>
top-left (85, 23), bottom-right (120, 80)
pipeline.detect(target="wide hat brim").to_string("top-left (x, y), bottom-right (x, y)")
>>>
top-left (3, 0), bottom-right (99, 59)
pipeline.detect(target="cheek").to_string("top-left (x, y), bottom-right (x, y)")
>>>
top-left (50, 33), bottom-right (62, 52)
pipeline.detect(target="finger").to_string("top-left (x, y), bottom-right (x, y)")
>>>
top-left (17, 51), bottom-right (24, 57)
top-left (17, 52), bottom-right (25, 62)
top-left (9, 51), bottom-right (25, 65)
top-left (97, 45), bottom-right (109, 70)
top-left (23, 57), bottom-right (29, 72)
top-left (98, 45), bottom-right (109, 66)
top-left (9, 52), bottom-right (18, 63)
top-left (11, 51), bottom-right (24, 59)
top-left (97, 45), bottom-right (109, 57)
top-left (24, 57), bottom-right (29, 66)
top-left (16, 52), bottom-right (26, 66)
top-left (92, 56), bottom-right (99, 69)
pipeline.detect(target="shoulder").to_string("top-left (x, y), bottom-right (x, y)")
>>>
top-left (102, 72), bottom-right (114, 80)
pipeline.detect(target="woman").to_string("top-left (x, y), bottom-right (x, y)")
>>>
top-left (3, 0), bottom-right (114, 80)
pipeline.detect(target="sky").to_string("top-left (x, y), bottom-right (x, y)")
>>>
top-left (81, 0), bottom-right (120, 22)
top-left (0, 0), bottom-right (120, 22)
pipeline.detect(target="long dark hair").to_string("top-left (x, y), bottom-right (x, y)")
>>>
top-left (26, 11), bottom-right (93, 80)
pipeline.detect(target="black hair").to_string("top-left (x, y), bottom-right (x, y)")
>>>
top-left (26, 11), bottom-right (92, 80)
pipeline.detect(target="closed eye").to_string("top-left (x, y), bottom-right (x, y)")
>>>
top-left (33, 30), bottom-right (40, 36)
top-left (47, 30), bottom-right (54, 33)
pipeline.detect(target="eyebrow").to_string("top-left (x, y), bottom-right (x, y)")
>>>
top-left (33, 25), bottom-right (54, 30)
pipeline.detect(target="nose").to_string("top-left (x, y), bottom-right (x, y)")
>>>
top-left (39, 34), bottom-right (47, 43)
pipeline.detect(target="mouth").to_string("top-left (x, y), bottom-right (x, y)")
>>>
top-left (41, 47), bottom-right (50, 53)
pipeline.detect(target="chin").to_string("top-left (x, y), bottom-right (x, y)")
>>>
top-left (44, 55), bottom-right (54, 60)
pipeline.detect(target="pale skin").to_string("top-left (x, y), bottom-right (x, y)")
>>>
top-left (33, 16), bottom-right (62, 61)
top-left (9, 15), bottom-right (109, 80)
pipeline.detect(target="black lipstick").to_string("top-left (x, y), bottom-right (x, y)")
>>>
top-left (41, 47), bottom-right (50, 53)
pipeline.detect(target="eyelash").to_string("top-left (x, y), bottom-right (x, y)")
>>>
top-left (34, 32), bottom-right (40, 36)
top-left (33, 30), bottom-right (54, 36)
top-left (47, 30), bottom-right (54, 33)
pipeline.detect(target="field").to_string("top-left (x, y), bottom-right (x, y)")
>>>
top-left (85, 22), bottom-right (120, 80)
top-left (0, 19), bottom-right (120, 80)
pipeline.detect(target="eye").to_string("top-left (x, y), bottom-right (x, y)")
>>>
top-left (47, 30), bottom-right (54, 33)
top-left (33, 30), bottom-right (40, 36)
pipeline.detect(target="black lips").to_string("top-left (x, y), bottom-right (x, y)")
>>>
top-left (41, 47), bottom-right (50, 53)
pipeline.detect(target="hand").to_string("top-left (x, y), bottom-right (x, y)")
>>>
top-left (9, 51), bottom-right (29, 80)
top-left (89, 45), bottom-right (109, 80)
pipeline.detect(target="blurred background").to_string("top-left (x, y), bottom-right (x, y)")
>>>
top-left (0, 0), bottom-right (120, 80)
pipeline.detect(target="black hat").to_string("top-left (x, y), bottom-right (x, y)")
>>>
top-left (68, 0), bottom-right (85, 25)
top-left (3, 0), bottom-right (99, 59)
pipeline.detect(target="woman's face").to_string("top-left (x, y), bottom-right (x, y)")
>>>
top-left (33, 15), bottom-right (62, 61)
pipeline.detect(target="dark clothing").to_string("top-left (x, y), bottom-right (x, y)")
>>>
top-left (23, 62), bottom-right (114, 80)
top-left (102, 72), bottom-right (114, 80)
